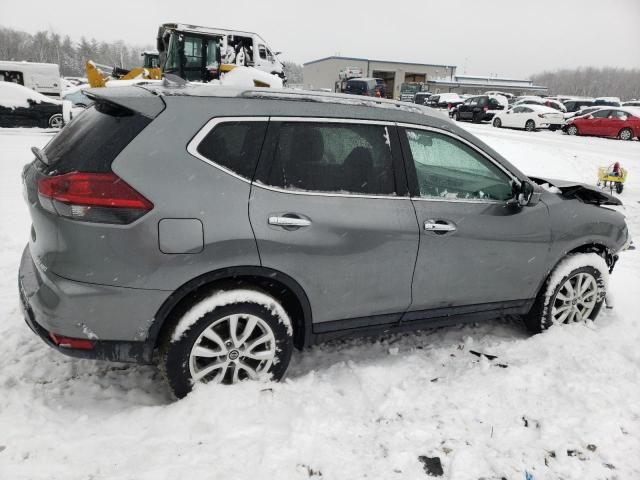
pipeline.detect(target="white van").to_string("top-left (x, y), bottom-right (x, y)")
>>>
top-left (0, 61), bottom-right (62, 98)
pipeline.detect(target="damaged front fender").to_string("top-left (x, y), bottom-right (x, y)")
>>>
top-left (529, 176), bottom-right (622, 206)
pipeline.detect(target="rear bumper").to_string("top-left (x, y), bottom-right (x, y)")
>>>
top-left (18, 245), bottom-right (170, 363)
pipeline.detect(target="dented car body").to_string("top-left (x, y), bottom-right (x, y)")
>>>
top-left (18, 85), bottom-right (630, 369)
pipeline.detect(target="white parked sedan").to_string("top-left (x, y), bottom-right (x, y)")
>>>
top-left (492, 104), bottom-right (565, 131)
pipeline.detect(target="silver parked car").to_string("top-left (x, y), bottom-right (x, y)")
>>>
top-left (19, 86), bottom-right (630, 398)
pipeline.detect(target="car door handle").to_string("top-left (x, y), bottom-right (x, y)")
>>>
top-left (268, 215), bottom-right (311, 228)
top-left (424, 220), bottom-right (456, 233)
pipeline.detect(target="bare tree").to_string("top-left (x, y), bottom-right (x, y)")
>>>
top-left (532, 67), bottom-right (640, 100)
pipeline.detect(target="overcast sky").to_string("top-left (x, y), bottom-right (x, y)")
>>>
top-left (2, 0), bottom-right (639, 78)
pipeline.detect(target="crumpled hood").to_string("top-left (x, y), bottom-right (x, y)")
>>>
top-left (529, 176), bottom-right (622, 206)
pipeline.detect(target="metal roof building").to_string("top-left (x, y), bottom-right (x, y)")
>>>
top-left (303, 56), bottom-right (546, 99)
top-left (426, 74), bottom-right (548, 95)
top-left (303, 56), bottom-right (456, 99)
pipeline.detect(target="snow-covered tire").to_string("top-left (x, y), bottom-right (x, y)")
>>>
top-left (160, 289), bottom-right (294, 399)
top-left (493, 118), bottom-right (502, 128)
top-left (523, 253), bottom-right (608, 333)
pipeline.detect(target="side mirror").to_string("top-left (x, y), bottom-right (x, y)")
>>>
top-left (587, 115), bottom-right (594, 119)
top-left (509, 180), bottom-right (540, 207)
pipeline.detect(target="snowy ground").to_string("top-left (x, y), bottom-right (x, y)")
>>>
top-left (0, 124), bottom-right (639, 480)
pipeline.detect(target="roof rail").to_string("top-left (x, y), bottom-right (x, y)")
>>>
top-left (240, 89), bottom-right (430, 114)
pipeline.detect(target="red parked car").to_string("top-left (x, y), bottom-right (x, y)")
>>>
top-left (565, 107), bottom-right (640, 140)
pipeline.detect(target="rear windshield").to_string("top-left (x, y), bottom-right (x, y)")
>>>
top-left (346, 81), bottom-right (369, 93)
top-left (43, 101), bottom-right (151, 173)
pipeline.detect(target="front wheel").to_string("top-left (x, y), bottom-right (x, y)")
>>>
top-left (160, 290), bottom-right (294, 398)
top-left (618, 128), bottom-right (633, 141)
top-left (48, 113), bottom-right (64, 128)
top-left (524, 120), bottom-right (536, 132)
top-left (566, 124), bottom-right (579, 136)
top-left (455, 111), bottom-right (461, 121)
top-left (523, 253), bottom-right (608, 333)
top-left (493, 117), bottom-right (502, 128)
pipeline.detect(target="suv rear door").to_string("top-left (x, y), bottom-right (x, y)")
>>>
top-left (250, 119), bottom-right (419, 331)
top-left (398, 125), bottom-right (550, 321)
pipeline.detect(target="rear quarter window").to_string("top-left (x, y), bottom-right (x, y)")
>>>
top-left (194, 121), bottom-right (268, 180)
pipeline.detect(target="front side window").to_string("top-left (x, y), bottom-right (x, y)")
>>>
top-left (258, 44), bottom-right (267, 60)
top-left (265, 122), bottom-right (396, 195)
top-left (591, 109), bottom-right (610, 118)
top-left (196, 121), bottom-right (268, 179)
top-left (405, 129), bottom-right (513, 201)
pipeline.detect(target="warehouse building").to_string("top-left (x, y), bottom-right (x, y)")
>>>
top-left (425, 75), bottom-right (547, 96)
top-left (303, 56), bottom-right (547, 99)
top-left (302, 56), bottom-right (456, 99)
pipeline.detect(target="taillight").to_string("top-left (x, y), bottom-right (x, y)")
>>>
top-left (49, 332), bottom-right (95, 350)
top-left (38, 172), bottom-right (153, 224)
top-left (483, 106), bottom-right (489, 112)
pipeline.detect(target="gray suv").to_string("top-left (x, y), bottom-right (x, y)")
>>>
top-left (19, 85), bottom-right (630, 398)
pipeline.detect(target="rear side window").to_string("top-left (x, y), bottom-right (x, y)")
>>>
top-left (264, 122), bottom-right (397, 195)
top-left (196, 121), bottom-right (267, 179)
top-left (43, 101), bottom-right (151, 173)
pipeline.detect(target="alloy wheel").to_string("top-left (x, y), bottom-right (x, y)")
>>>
top-left (550, 273), bottom-right (598, 324)
top-left (188, 313), bottom-right (276, 384)
top-left (619, 129), bottom-right (632, 140)
top-left (49, 114), bottom-right (64, 128)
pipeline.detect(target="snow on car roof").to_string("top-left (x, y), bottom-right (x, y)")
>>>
top-left (0, 81), bottom-right (61, 108)
top-left (518, 104), bottom-right (561, 113)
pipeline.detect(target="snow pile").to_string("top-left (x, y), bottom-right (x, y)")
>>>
top-left (171, 289), bottom-right (293, 341)
top-left (0, 81), bottom-right (61, 108)
top-left (220, 66), bottom-right (283, 89)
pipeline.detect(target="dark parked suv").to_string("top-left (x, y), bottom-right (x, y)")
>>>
top-left (19, 85), bottom-right (630, 398)
top-left (344, 77), bottom-right (379, 97)
top-left (454, 95), bottom-right (506, 123)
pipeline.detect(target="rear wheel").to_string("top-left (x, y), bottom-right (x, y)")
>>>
top-left (48, 114), bottom-right (63, 129)
top-left (618, 128), bottom-right (633, 141)
top-left (616, 182), bottom-right (624, 194)
top-left (566, 124), bottom-right (579, 136)
top-left (523, 254), bottom-right (607, 333)
top-left (160, 290), bottom-right (294, 398)
top-left (493, 118), bottom-right (502, 128)
top-left (525, 120), bottom-right (536, 132)
top-left (472, 112), bottom-right (482, 123)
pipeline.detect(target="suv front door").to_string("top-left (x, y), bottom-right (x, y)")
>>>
top-left (399, 125), bottom-right (550, 322)
top-left (250, 119), bottom-right (419, 331)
